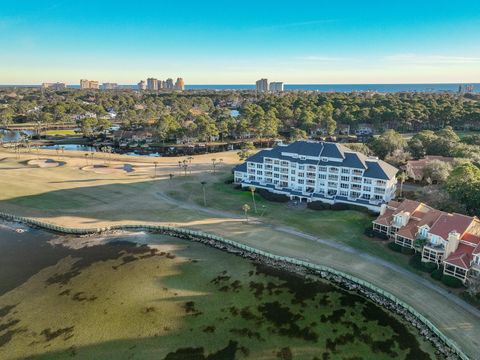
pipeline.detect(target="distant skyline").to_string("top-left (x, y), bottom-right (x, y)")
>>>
top-left (1, 1), bottom-right (480, 84)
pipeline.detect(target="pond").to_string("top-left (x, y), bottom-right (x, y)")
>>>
top-left (0, 129), bottom-right (34, 143)
top-left (0, 221), bottom-right (436, 359)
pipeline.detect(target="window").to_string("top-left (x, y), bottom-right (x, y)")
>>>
top-left (322, 157), bottom-right (328, 162)
top-left (318, 174), bottom-right (327, 180)
top-left (273, 173), bottom-right (279, 178)
top-left (300, 156), bottom-right (306, 160)
top-left (339, 190), bottom-right (348, 196)
top-left (340, 183), bottom-right (349, 189)
top-left (341, 175), bottom-right (349, 182)
top-left (363, 186), bottom-right (371, 192)
top-left (363, 179), bottom-right (372, 184)
top-left (298, 165), bottom-right (305, 170)
top-left (298, 179), bottom-right (304, 184)
top-left (319, 166), bottom-right (327, 172)
top-left (341, 168), bottom-right (350, 174)
top-left (291, 170), bottom-right (296, 175)
top-left (274, 160), bottom-right (280, 165)
top-left (256, 171), bottom-right (263, 175)
top-left (273, 167), bottom-right (279, 172)
top-left (256, 164), bottom-right (263, 168)
top-left (298, 172), bottom-right (305, 177)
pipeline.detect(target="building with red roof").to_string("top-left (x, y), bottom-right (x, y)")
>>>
top-left (373, 199), bottom-right (480, 283)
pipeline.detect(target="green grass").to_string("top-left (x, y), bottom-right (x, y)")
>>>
top-left (166, 173), bottom-right (416, 270)
top-left (45, 129), bottom-right (77, 135)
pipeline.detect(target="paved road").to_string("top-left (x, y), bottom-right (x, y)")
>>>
top-left (154, 191), bottom-right (480, 359)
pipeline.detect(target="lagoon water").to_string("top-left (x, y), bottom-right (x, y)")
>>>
top-left (0, 221), bottom-right (436, 359)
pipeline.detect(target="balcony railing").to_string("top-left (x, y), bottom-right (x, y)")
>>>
top-left (424, 242), bottom-right (445, 251)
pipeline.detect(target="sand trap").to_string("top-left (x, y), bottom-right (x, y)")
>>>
top-left (27, 159), bottom-right (62, 168)
top-left (81, 164), bottom-right (136, 174)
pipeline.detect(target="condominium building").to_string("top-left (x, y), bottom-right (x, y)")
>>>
top-left (147, 78), bottom-right (159, 91)
top-left (373, 199), bottom-right (480, 283)
top-left (175, 77), bottom-right (185, 90)
top-left (255, 78), bottom-right (269, 92)
top-left (101, 83), bottom-right (118, 90)
top-left (269, 82), bottom-right (284, 92)
top-left (165, 78), bottom-right (174, 89)
top-left (234, 140), bottom-right (398, 212)
top-left (138, 80), bottom-right (146, 91)
top-left (80, 79), bottom-right (99, 89)
top-left (41, 82), bottom-right (66, 90)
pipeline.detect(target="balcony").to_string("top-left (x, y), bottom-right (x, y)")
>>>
top-left (424, 242), bottom-right (445, 252)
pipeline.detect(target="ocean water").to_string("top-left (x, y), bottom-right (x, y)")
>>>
top-left (1, 83), bottom-right (479, 93)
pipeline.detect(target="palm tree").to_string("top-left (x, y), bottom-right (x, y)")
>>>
top-left (211, 158), bottom-right (217, 174)
top-left (84, 153), bottom-right (89, 165)
top-left (182, 159), bottom-right (188, 176)
top-left (178, 160), bottom-right (182, 175)
top-left (242, 204), bottom-right (251, 222)
top-left (200, 181), bottom-right (207, 206)
top-left (249, 186), bottom-right (257, 213)
top-left (398, 171), bottom-right (407, 197)
top-left (168, 173), bottom-right (174, 185)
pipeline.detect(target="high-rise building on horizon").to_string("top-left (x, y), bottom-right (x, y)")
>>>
top-left (102, 83), bottom-right (118, 90)
top-left (269, 81), bottom-right (284, 92)
top-left (80, 79), bottom-right (99, 89)
top-left (138, 80), bottom-right (146, 91)
top-left (256, 78), bottom-right (268, 92)
top-left (41, 82), bottom-right (66, 91)
top-left (147, 78), bottom-right (159, 91)
top-left (175, 78), bottom-right (185, 91)
top-left (165, 78), bottom-right (174, 89)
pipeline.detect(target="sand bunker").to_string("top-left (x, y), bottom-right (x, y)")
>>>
top-left (81, 164), bottom-right (136, 174)
top-left (27, 159), bottom-right (62, 168)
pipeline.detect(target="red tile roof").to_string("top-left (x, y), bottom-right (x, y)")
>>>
top-left (444, 244), bottom-right (474, 269)
top-left (429, 213), bottom-right (474, 240)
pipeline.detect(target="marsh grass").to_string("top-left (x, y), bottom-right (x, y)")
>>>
top-left (0, 231), bottom-right (436, 359)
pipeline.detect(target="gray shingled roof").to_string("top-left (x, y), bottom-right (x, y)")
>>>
top-left (233, 163), bottom-right (247, 172)
top-left (242, 140), bottom-right (398, 180)
top-left (364, 160), bottom-right (398, 180)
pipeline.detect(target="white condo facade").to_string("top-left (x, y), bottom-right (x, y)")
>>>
top-left (234, 141), bottom-right (398, 212)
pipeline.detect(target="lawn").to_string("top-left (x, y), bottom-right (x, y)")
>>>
top-left (165, 171), bottom-right (414, 270)
top-left (45, 129), bottom-right (77, 136)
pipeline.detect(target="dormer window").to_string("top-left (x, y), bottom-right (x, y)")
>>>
top-left (300, 156), bottom-right (306, 160)
top-left (322, 157), bottom-right (328, 162)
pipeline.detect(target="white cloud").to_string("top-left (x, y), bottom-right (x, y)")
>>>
top-left (385, 54), bottom-right (480, 64)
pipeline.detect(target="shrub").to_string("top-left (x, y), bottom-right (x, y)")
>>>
top-left (409, 254), bottom-right (437, 273)
top-left (400, 246), bottom-right (415, 255)
top-left (256, 189), bottom-right (290, 203)
top-left (431, 268), bottom-right (443, 281)
top-left (307, 201), bottom-right (331, 210)
top-left (364, 227), bottom-right (389, 240)
top-left (224, 176), bottom-right (234, 184)
top-left (441, 275), bottom-right (464, 288)
top-left (387, 242), bottom-right (402, 253)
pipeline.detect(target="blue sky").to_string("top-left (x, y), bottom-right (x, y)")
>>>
top-left (1, 0), bottom-right (479, 84)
